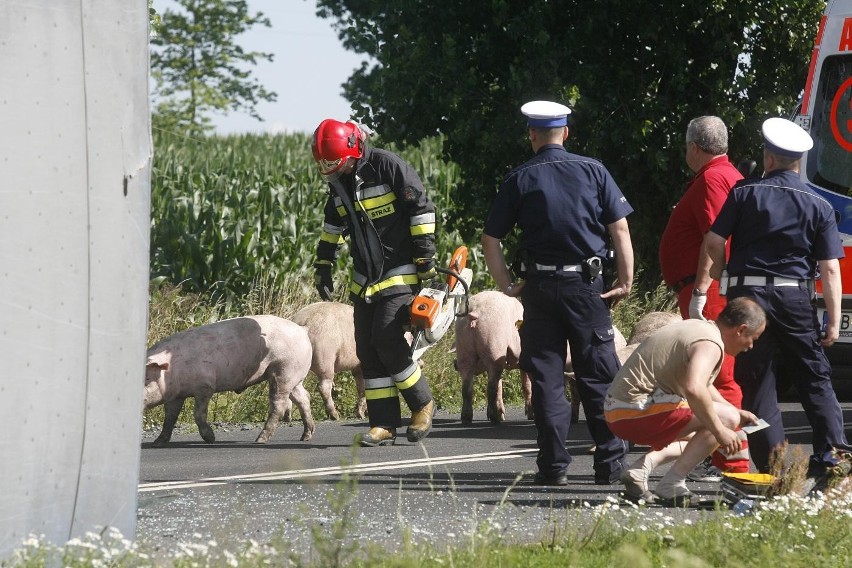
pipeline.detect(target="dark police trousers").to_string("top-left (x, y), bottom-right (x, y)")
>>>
top-left (728, 283), bottom-right (851, 471)
top-left (354, 293), bottom-right (433, 429)
top-left (519, 272), bottom-right (628, 482)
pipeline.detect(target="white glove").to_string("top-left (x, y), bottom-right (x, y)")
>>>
top-left (688, 293), bottom-right (707, 320)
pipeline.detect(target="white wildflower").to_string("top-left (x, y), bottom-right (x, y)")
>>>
top-left (224, 549), bottom-right (239, 567)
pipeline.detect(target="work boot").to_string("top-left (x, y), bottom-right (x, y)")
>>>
top-left (655, 476), bottom-right (699, 507)
top-left (406, 400), bottom-right (435, 442)
top-left (359, 427), bottom-right (396, 447)
top-left (620, 466), bottom-right (657, 503)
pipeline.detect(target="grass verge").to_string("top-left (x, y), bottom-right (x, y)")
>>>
top-left (5, 474), bottom-right (851, 567)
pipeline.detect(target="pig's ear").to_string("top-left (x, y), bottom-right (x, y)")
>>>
top-left (146, 360), bottom-right (169, 372)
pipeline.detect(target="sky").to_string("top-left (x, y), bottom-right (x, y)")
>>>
top-left (151, 0), bottom-right (367, 135)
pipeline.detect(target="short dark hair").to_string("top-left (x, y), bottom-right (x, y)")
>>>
top-left (762, 145), bottom-right (801, 169)
top-left (717, 297), bottom-right (766, 331)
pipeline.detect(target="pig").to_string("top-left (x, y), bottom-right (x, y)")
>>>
top-left (626, 311), bottom-right (681, 345)
top-left (616, 342), bottom-right (639, 364)
top-left (291, 302), bottom-right (366, 420)
top-left (454, 291), bottom-right (533, 425)
top-left (144, 315), bottom-right (314, 446)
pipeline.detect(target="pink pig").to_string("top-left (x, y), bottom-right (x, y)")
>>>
top-left (454, 291), bottom-right (533, 425)
top-left (291, 302), bottom-right (366, 421)
top-left (626, 311), bottom-right (681, 345)
top-left (144, 315), bottom-right (314, 445)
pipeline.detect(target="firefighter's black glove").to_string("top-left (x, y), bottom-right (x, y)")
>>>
top-left (415, 258), bottom-right (437, 281)
top-left (314, 265), bottom-right (334, 301)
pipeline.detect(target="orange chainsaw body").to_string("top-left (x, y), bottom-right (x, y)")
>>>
top-left (409, 245), bottom-right (469, 330)
top-left (410, 289), bottom-right (445, 329)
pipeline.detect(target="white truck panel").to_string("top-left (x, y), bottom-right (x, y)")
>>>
top-left (0, 0), bottom-right (151, 556)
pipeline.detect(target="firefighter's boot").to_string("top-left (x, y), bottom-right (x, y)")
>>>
top-left (406, 400), bottom-right (435, 442)
top-left (359, 427), bottom-right (396, 447)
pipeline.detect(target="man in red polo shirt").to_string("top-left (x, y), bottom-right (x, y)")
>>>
top-left (658, 115), bottom-right (750, 477)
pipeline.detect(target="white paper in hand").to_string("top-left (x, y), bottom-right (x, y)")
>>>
top-left (742, 418), bottom-right (770, 434)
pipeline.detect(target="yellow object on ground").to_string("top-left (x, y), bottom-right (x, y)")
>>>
top-left (722, 472), bottom-right (776, 485)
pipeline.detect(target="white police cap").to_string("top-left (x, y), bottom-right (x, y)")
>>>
top-left (521, 100), bottom-right (571, 128)
top-left (761, 117), bottom-right (813, 158)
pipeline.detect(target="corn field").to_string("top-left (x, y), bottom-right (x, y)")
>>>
top-left (150, 130), bottom-right (480, 308)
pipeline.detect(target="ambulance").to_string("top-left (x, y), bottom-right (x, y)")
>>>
top-left (794, 0), bottom-right (852, 376)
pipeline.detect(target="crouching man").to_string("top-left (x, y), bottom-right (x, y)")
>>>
top-left (604, 297), bottom-right (766, 506)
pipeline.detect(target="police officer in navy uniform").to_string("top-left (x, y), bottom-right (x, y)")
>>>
top-left (482, 101), bottom-right (634, 485)
top-left (704, 117), bottom-right (852, 475)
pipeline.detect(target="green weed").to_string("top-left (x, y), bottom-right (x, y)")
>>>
top-left (7, 475), bottom-right (852, 567)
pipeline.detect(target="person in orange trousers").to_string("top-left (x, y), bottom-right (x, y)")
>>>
top-left (659, 116), bottom-right (750, 477)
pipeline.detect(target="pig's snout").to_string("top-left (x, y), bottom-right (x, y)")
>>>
top-left (143, 360), bottom-right (168, 409)
top-left (143, 380), bottom-right (164, 409)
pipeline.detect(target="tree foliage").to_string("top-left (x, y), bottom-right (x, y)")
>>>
top-left (317, 0), bottom-right (825, 283)
top-left (150, 0), bottom-right (277, 135)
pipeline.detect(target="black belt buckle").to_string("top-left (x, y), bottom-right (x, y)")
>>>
top-left (671, 275), bottom-right (696, 293)
top-left (582, 256), bottom-right (602, 283)
top-left (512, 250), bottom-right (531, 278)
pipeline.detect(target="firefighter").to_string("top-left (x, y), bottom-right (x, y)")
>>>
top-left (482, 100), bottom-right (633, 486)
top-left (704, 117), bottom-right (852, 475)
top-left (311, 119), bottom-right (436, 447)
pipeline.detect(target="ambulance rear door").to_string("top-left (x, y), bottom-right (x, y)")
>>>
top-left (797, 0), bottom-right (852, 377)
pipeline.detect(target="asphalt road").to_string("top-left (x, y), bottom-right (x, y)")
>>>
top-left (137, 400), bottom-right (852, 562)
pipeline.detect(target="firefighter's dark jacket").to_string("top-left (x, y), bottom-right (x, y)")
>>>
top-left (315, 145), bottom-right (436, 301)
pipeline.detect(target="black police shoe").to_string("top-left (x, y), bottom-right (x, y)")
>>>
top-left (533, 471), bottom-right (569, 486)
top-left (803, 452), bottom-right (852, 495)
top-left (595, 466), bottom-right (625, 485)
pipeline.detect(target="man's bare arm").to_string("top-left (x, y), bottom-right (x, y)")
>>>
top-left (703, 231), bottom-right (727, 281)
top-left (601, 217), bottom-right (633, 308)
top-left (680, 340), bottom-right (740, 454)
top-left (819, 258), bottom-right (841, 346)
top-left (481, 233), bottom-right (524, 297)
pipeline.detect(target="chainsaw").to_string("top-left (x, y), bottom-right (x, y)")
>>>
top-left (409, 245), bottom-right (472, 361)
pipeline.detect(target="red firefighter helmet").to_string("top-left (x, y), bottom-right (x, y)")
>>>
top-left (311, 119), bottom-right (364, 177)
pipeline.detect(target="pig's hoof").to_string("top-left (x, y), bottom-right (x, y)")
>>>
top-left (151, 437), bottom-right (169, 447)
top-left (300, 430), bottom-right (313, 442)
top-left (487, 406), bottom-right (505, 424)
top-left (201, 432), bottom-right (215, 444)
top-left (355, 401), bottom-right (368, 420)
top-left (461, 404), bottom-right (473, 426)
top-left (327, 409), bottom-right (340, 421)
top-left (255, 432), bottom-right (271, 444)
